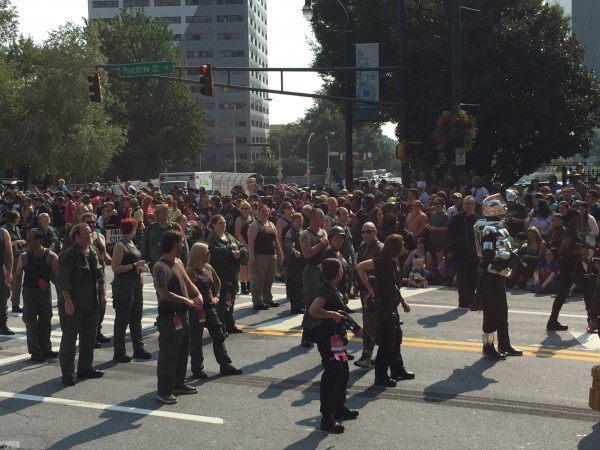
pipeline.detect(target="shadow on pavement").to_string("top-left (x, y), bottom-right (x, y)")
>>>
top-left (423, 358), bottom-right (498, 403)
top-left (283, 417), bottom-right (328, 449)
top-left (416, 308), bottom-right (469, 328)
top-left (533, 332), bottom-right (583, 357)
top-left (578, 421), bottom-right (600, 449)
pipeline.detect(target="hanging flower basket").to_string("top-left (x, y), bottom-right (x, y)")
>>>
top-left (430, 108), bottom-right (478, 153)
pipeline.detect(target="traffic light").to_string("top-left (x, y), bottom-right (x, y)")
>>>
top-left (87, 72), bottom-right (102, 103)
top-left (396, 142), bottom-right (406, 160)
top-left (199, 64), bottom-right (214, 96)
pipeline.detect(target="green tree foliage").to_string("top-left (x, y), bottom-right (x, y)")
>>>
top-left (0, 0), bottom-right (17, 46)
top-left (0, 20), bottom-right (125, 183)
top-left (309, 0), bottom-right (600, 183)
top-left (90, 8), bottom-right (206, 179)
top-left (268, 98), bottom-right (394, 179)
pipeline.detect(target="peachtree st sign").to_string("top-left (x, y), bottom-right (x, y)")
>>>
top-left (119, 61), bottom-right (174, 78)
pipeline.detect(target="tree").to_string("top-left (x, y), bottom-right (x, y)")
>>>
top-left (309, 0), bottom-right (600, 183)
top-left (0, 0), bottom-right (17, 46)
top-left (268, 98), bottom-right (394, 180)
top-left (89, 8), bottom-right (206, 179)
top-left (1, 24), bottom-right (125, 183)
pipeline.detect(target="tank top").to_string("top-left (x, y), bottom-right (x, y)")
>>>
top-left (0, 230), bottom-right (4, 266)
top-left (241, 215), bottom-right (254, 244)
top-left (22, 250), bottom-right (52, 290)
top-left (304, 228), bottom-right (327, 266)
top-left (157, 258), bottom-right (188, 311)
top-left (254, 220), bottom-right (276, 256)
top-left (115, 236), bottom-right (142, 278)
top-left (192, 267), bottom-right (215, 309)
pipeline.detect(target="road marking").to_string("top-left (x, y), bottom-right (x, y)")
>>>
top-left (0, 391), bottom-right (224, 424)
top-left (239, 325), bottom-right (600, 363)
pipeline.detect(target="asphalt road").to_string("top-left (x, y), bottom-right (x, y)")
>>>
top-left (1, 269), bottom-right (600, 449)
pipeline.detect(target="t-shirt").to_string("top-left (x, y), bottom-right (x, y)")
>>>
top-left (589, 203), bottom-right (600, 222)
top-left (428, 211), bottom-right (450, 248)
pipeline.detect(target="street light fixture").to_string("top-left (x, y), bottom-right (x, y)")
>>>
top-left (303, 0), bottom-right (354, 190)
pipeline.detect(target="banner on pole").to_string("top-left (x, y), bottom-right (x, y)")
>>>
top-left (356, 43), bottom-right (380, 118)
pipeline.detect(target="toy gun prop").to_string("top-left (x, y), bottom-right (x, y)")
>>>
top-left (337, 310), bottom-right (373, 343)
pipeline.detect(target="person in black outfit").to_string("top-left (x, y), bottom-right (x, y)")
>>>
top-left (356, 234), bottom-right (414, 388)
top-left (445, 195), bottom-right (479, 308)
top-left (283, 212), bottom-right (306, 314)
top-left (186, 242), bottom-right (242, 379)
top-left (547, 209), bottom-right (594, 331)
top-left (309, 258), bottom-right (360, 434)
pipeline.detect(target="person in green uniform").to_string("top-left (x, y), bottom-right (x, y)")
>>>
top-left (0, 227), bottom-right (14, 334)
top-left (58, 222), bottom-right (107, 386)
top-left (38, 213), bottom-right (61, 253)
top-left (153, 230), bottom-right (202, 405)
top-left (142, 204), bottom-right (187, 269)
top-left (10, 229), bottom-right (59, 362)
top-left (110, 218), bottom-right (152, 363)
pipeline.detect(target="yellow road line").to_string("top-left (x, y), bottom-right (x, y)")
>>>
top-left (239, 325), bottom-right (600, 363)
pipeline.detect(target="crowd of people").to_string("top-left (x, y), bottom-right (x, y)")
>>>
top-left (2, 166), bottom-right (600, 433)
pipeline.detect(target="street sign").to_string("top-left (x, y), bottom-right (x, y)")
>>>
top-left (455, 148), bottom-right (466, 166)
top-left (119, 61), bottom-right (174, 78)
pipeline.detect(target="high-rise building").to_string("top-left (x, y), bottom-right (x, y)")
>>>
top-left (88, 0), bottom-right (270, 168)
top-left (550, 0), bottom-right (599, 79)
top-left (572, 0), bottom-right (600, 79)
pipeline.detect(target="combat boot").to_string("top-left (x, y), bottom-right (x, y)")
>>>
top-left (482, 333), bottom-right (505, 360)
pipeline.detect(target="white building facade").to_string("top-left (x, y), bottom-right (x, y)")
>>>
top-left (88, 0), bottom-right (270, 167)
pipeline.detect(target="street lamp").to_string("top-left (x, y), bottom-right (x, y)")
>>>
top-left (233, 104), bottom-right (237, 173)
top-left (324, 132), bottom-right (336, 186)
top-left (306, 132), bottom-right (315, 185)
top-left (303, 0), bottom-right (354, 190)
top-left (250, 97), bottom-right (272, 161)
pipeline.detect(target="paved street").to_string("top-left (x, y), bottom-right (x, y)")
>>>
top-left (1, 270), bottom-right (600, 449)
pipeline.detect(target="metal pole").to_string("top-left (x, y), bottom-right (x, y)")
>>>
top-left (397, 0), bottom-right (409, 187)
top-left (307, 132), bottom-right (314, 185)
top-left (233, 104), bottom-right (237, 173)
top-left (451, 0), bottom-right (461, 111)
top-left (344, 29), bottom-right (354, 191)
top-left (325, 135), bottom-right (331, 186)
top-left (451, 0), bottom-right (461, 190)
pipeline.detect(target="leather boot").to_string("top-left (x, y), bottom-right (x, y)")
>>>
top-left (320, 415), bottom-right (344, 433)
top-left (587, 318), bottom-right (599, 333)
top-left (482, 333), bottom-right (505, 360)
top-left (0, 322), bottom-right (14, 335)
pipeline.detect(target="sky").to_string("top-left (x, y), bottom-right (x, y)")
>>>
top-left (10, 0), bottom-right (395, 137)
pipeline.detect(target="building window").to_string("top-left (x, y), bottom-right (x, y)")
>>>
top-left (186, 15), bottom-right (212, 23)
top-left (205, 120), bottom-right (215, 127)
top-left (220, 137), bottom-right (234, 144)
top-left (220, 102), bottom-right (246, 110)
top-left (217, 32), bottom-right (244, 40)
top-left (173, 34), bottom-right (182, 41)
top-left (187, 51), bottom-right (213, 58)
top-left (216, 0), bottom-right (243, 4)
top-left (200, 102), bottom-right (215, 110)
top-left (123, 0), bottom-right (149, 6)
top-left (206, 137), bottom-right (215, 144)
top-left (219, 120), bottom-right (233, 127)
top-left (92, 1), bottom-right (119, 7)
top-left (160, 16), bottom-right (182, 23)
top-left (186, 33), bottom-right (213, 41)
top-left (218, 50), bottom-right (244, 58)
top-left (154, 0), bottom-right (181, 5)
top-left (217, 15), bottom-right (243, 23)
top-left (186, 0), bottom-right (211, 4)
top-left (236, 137), bottom-right (247, 144)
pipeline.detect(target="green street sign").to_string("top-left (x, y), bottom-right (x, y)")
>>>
top-left (119, 61), bottom-right (174, 78)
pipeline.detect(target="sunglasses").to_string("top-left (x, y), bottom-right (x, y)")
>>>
top-left (361, 230), bottom-right (376, 234)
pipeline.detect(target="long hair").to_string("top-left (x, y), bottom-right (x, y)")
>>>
top-left (188, 242), bottom-right (209, 270)
top-left (380, 234), bottom-right (405, 259)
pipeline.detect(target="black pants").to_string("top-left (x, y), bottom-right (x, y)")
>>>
top-left (480, 272), bottom-right (511, 348)
top-left (375, 313), bottom-right (405, 380)
top-left (455, 252), bottom-right (479, 307)
top-left (551, 256), bottom-right (594, 322)
top-left (285, 267), bottom-right (304, 313)
top-left (319, 358), bottom-right (349, 417)
top-left (189, 306), bottom-right (232, 374)
top-left (217, 285), bottom-right (236, 332)
top-left (157, 311), bottom-right (189, 396)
